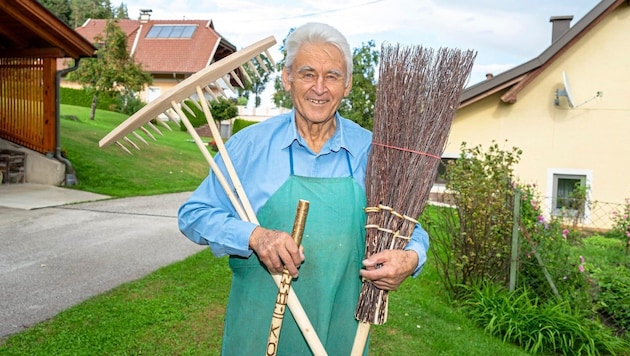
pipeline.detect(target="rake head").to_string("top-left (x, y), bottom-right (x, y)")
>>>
top-left (98, 36), bottom-right (277, 154)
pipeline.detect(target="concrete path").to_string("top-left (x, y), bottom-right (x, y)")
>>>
top-left (0, 184), bottom-right (205, 338)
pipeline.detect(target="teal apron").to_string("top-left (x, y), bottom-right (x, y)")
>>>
top-left (222, 146), bottom-right (367, 355)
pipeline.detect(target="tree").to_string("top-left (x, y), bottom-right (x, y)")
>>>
top-left (39, 0), bottom-right (128, 28)
top-left (272, 28), bottom-right (294, 110)
top-left (66, 20), bottom-right (152, 120)
top-left (38, 0), bottom-right (73, 26)
top-left (70, 0), bottom-right (115, 27)
top-left (338, 40), bottom-right (378, 130)
top-left (113, 2), bottom-right (128, 19)
top-left (238, 54), bottom-right (273, 110)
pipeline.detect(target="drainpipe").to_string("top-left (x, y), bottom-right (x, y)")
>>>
top-left (54, 58), bottom-right (82, 186)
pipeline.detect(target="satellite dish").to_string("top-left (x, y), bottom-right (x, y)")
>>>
top-left (562, 71), bottom-right (575, 108)
top-left (554, 70), bottom-right (603, 109)
top-left (554, 70), bottom-right (575, 108)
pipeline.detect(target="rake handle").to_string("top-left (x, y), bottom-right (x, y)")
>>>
top-left (350, 321), bottom-right (370, 355)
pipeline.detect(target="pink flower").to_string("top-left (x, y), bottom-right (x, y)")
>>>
top-left (579, 256), bottom-right (585, 264)
top-left (537, 215), bottom-right (545, 223)
top-left (578, 265), bottom-right (585, 273)
top-left (562, 229), bottom-right (569, 239)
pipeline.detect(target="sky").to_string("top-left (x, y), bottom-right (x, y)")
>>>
top-left (120, 0), bottom-right (600, 107)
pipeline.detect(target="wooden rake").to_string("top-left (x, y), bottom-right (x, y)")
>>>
top-left (98, 36), bottom-right (327, 356)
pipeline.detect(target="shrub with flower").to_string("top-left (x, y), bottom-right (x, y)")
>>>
top-left (608, 197), bottom-right (630, 252)
top-left (208, 139), bottom-right (218, 152)
top-left (517, 183), bottom-right (591, 308)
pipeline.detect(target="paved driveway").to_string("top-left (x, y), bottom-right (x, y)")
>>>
top-left (0, 186), bottom-right (205, 338)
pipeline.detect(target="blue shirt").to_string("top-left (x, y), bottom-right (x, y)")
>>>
top-left (178, 110), bottom-right (429, 276)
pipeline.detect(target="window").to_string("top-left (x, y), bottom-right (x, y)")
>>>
top-left (546, 169), bottom-right (591, 220)
top-left (146, 25), bottom-right (197, 39)
top-left (435, 157), bottom-right (457, 184)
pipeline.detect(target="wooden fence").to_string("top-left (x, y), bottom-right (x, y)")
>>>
top-left (0, 57), bottom-right (57, 154)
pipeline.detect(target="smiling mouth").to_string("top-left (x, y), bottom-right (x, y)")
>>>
top-left (308, 99), bottom-right (328, 104)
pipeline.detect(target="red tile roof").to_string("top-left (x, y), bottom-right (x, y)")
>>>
top-left (74, 18), bottom-right (234, 75)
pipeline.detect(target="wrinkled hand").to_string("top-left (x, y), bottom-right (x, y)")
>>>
top-left (249, 226), bottom-right (304, 277)
top-left (359, 249), bottom-right (419, 290)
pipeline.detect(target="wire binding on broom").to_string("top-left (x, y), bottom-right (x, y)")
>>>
top-left (371, 142), bottom-right (442, 160)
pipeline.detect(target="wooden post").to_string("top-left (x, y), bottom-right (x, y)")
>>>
top-left (509, 189), bottom-right (521, 292)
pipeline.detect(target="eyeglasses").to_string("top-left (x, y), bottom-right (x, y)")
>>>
top-left (293, 70), bottom-right (346, 86)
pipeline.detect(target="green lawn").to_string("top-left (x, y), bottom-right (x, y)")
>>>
top-left (59, 104), bottom-right (209, 197)
top-left (0, 105), bottom-right (531, 355)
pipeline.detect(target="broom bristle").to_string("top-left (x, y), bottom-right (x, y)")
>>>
top-left (355, 43), bottom-right (476, 325)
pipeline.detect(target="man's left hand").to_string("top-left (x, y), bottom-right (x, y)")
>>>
top-left (359, 249), bottom-right (419, 290)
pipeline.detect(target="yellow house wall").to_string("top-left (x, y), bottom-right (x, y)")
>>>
top-left (448, 5), bottom-right (630, 227)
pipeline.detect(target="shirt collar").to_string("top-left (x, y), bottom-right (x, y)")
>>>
top-left (283, 110), bottom-right (348, 154)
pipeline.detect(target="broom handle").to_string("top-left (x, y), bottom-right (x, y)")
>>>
top-left (350, 322), bottom-right (370, 356)
top-left (266, 199), bottom-right (309, 356)
top-left (183, 98), bottom-right (326, 355)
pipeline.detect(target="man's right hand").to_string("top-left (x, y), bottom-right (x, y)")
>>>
top-left (249, 226), bottom-right (304, 277)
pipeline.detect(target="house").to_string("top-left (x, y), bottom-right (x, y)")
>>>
top-left (69, 10), bottom-right (240, 103)
top-left (445, 0), bottom-right (629, 229)
top-left (0, 0), bottom-right (97, 185)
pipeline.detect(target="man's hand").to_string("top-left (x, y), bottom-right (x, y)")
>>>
top-left (359, 249), bottom-right (419, 290)
top-left (249, 226), bottom-right (304, 277)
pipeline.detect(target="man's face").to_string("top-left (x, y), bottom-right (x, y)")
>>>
top-left (282, 42), bottom-right (352, 126)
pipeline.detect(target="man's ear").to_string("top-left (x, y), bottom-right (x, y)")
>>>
top-left (281, 68), bottom-right (292, 91)
top-left (343, 75), bottom-right (353, 97)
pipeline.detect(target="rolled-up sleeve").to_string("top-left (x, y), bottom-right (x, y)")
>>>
top-left (405, 223), bottom-right (430, 277)
top-left (177, 149), bottom-right (258, 258)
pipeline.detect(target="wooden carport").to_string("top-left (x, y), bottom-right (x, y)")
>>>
top-left (0, 0), bottom-right (95, 164)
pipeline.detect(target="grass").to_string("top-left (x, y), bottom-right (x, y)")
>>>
top-left (0, 105), bottom-right (531, 355)
top-left (59, 105), bottom-right (209, 197)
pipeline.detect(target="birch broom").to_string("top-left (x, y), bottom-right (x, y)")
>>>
top-left (351, 43), bottom-right (476, 355)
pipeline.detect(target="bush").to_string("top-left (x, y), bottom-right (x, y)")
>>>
top-left (232, 118), bottom-right (258, 135)
top-left (60, 87), bottom-right (118, 111)
top-left (429, 141), bottom-right (522, 294)
top-left (117, 90), bottom-right (146, 115)
top-left (462, 282), bottom-right (628, 355)
top-left (592, 264), bottom-right (630, 333)
top-left (60, 87), bottom-right (143, 115)
top-left (178, 98), bottom-right (239, 131)
top-left (517, 183), bottom-right (592, 310)
top-left (606, 198), bottom-right (630, 246)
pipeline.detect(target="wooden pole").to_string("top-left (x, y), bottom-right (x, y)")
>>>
top-left (266, 200), bottom-right (309, 356)
top-left (509, 189), bottom-right (521, 292)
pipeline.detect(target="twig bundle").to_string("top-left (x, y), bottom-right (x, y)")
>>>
top-left (355, 43), bottom-right (476, 325)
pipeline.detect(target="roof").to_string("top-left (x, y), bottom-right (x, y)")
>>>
top-left (460, 0), bottom-right (625, 108)
top-left (75, 18), bottom-right (237, 75)
top-left (0, 0), bottom-right (96, 59)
